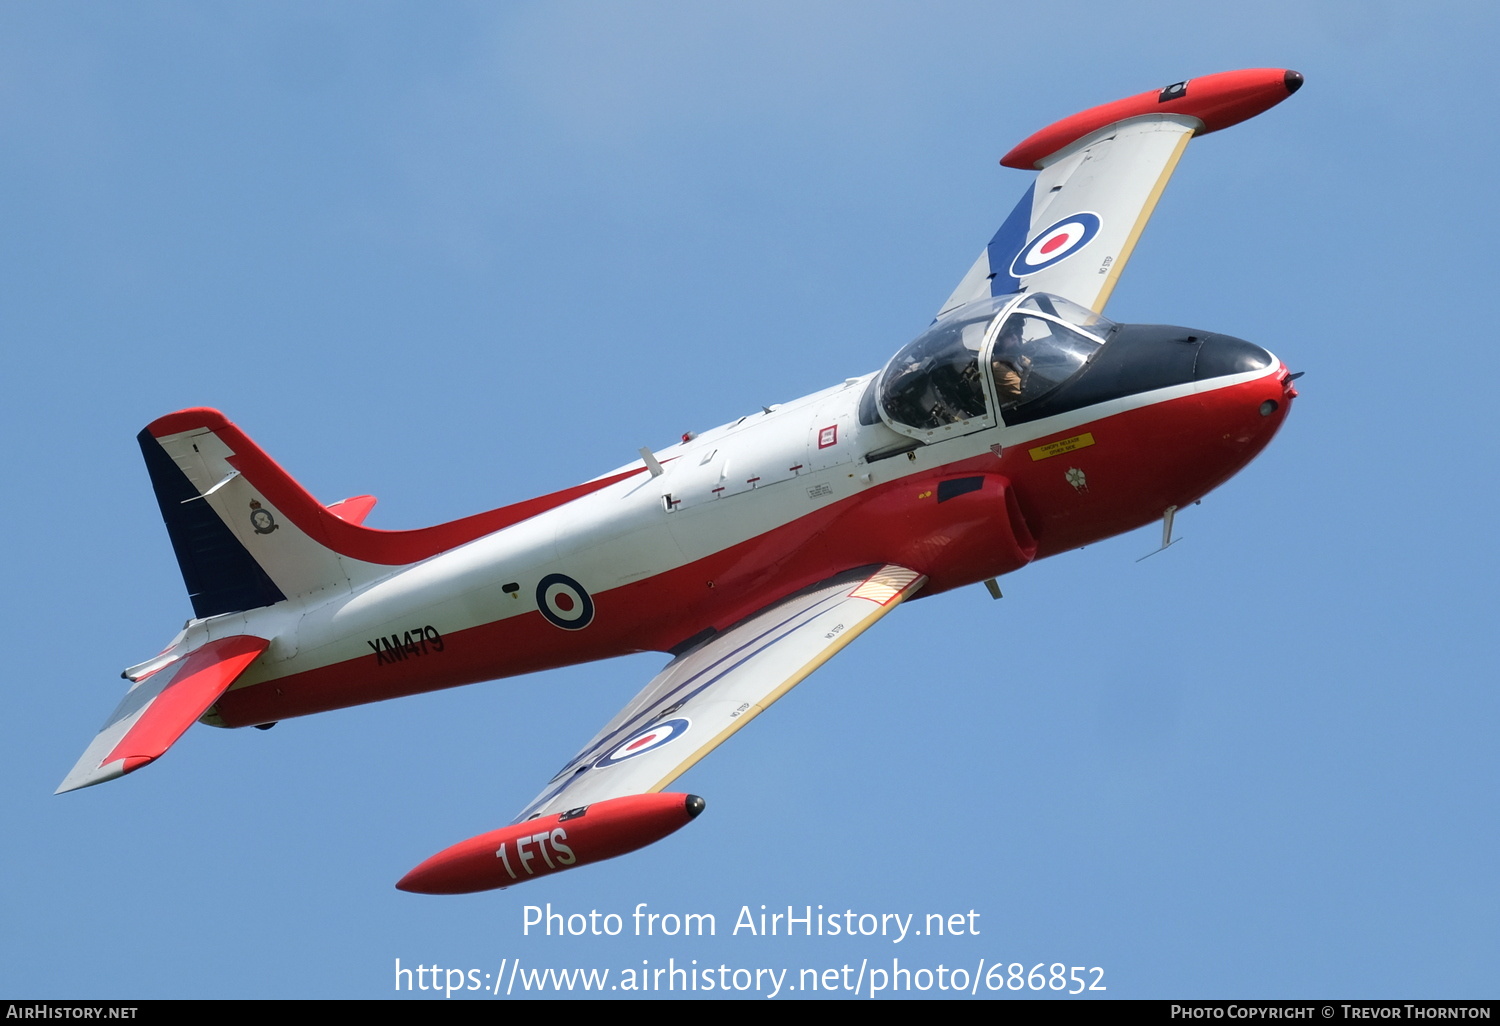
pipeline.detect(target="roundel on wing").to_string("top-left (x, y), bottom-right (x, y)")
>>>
top-left (596, 718), bottom-right (691, 767)
top-left (1008, 211), bottom-right (1102, 277)
top-left (536, 573), bottom-right (595, 630)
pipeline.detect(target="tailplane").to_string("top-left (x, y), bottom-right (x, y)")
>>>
top-left (60, 408), bottom-right (655, 794)
top-left (56, 635), bottom-right (269, 793)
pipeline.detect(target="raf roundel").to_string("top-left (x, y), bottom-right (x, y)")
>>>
top-left (597, 718), bottom-right (692, 767)
top-left (535, 573), bottom-right (595, 631)
top-left (1008, 211), bottom-right (1102, 277)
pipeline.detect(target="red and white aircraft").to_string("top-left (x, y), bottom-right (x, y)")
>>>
top-left (61, 68), bottom-right (1303, 893)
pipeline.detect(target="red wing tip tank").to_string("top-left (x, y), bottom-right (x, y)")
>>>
top-left (1002, 67), bottom-right (1303, 170)
top-left (396, 793), bottom-right (707, 894)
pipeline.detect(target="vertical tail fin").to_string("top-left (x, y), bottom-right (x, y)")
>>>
top-left (139, 426), bottom-right (288, 619)
top-left (141, 410), bottom-right (358, 616)
top-left (139, 407), bottom-right (655, 618)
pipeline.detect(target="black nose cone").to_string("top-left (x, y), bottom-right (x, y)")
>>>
top-left (1194, 334), bottom-right (1273, 380)
top-left (999, 323), bottom-right (1275, 426)
top-left (1284, 70), bottom-right (1304, 94)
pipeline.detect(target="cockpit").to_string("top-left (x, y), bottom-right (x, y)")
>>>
top-left (873, 292), bottom-right (1115, 441)
top-left (866, 291), bottom-right (1275, 443)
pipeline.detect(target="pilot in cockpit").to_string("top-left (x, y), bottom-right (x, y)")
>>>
top-left (990, 315), bottom-right (1028, 403)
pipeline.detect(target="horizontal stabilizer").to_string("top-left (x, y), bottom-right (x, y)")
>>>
top-left (324, 495), bottom-right (377, 525)
top-left (57, 635), bottom-right (269, 793)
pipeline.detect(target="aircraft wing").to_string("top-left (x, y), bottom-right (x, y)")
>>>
top-left (515, 563), bottom-right (926, 822)
top-left (57, 634), bottom-right (269, 793)
top-left (938, 68), bottom-right (1303, 318)
top-left (938, 116), bottom-right (1195, 318)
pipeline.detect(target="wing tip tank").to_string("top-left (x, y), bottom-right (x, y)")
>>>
top-left (1001, 67), bottom-right (1305, 170)
top-left (396, 793), bottom-right (706, 895)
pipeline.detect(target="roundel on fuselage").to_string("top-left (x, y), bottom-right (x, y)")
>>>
top-left (536, 573), bottom-right (595, 630)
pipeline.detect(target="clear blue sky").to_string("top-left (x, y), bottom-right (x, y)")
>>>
top-left (4, 1), bottom-right (1496, 1000)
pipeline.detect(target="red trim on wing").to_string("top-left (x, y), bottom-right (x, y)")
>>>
top-left (1002, 68), bottom-right (1302, 169)
top-left (146, 408), bottom-right (649, 566)
top-left (104, 635), bottom-right (269, 771)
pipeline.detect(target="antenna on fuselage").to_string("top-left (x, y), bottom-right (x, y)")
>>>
top-left (639, 448), bottom-right (665, 478)
top-left (1135, 505), bottom-right (1180, 562)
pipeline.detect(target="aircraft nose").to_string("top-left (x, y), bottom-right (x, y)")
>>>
top-left (1000, 323), bottom-right (1282, 426)
top-left (1193, 334), bottom-right (1274, 381)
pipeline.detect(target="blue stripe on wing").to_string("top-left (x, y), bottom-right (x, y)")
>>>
top-left (984, 181), bottom-right (1036, 297)
top-left (513, 582), bottom-right (856, 822)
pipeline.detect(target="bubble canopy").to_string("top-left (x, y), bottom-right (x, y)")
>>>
top-left (876, 293), bottom-right (1115, 440)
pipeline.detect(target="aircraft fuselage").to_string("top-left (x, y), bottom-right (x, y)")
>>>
top-left (200, 346), bottom-right (1294, 729)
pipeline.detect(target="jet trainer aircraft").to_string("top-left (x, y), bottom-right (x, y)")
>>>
top-left (61, 68), bottom-right (1303, 893)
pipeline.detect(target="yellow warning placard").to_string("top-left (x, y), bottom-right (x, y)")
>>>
top-left (1028, 432), bottom-right (1095, 461)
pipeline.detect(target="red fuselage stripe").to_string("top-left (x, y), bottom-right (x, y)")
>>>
top-left (147, 408), bottom-right (649, 566)
top-left (211, 371), bottom-right (1290, 728)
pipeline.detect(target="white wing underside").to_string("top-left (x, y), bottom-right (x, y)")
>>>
top-left (939, 115), bottom-right (1198, 318)
top-left (516, 564), bottom-right (925, 821)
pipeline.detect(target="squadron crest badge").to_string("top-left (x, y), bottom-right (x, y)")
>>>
top-left (249, 500), bottom-right (278, 535)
